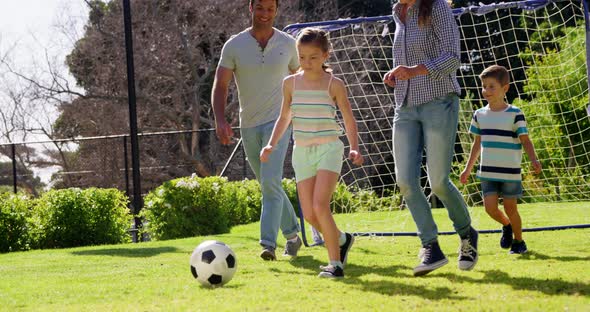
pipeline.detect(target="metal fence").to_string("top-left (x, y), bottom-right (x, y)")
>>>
top-left (0, 128), bottom-right (299, 199)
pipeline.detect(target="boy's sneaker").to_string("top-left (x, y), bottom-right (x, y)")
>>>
top-left (510, 240), bottom-right (528, 254)
top-left (339, 233), bottom-right (355, 267)
top-left (500, 224), bottom-right (513, 249)
top-left (458, 226), bottom-right (479, 271)
top-left (318, 265), bottom-right (344, 278)
top-left (283, 236), bottom-right (302, 257)
top-left (413, 241), bottom-right (449, 276)
top-left (260, 246), bottom-right (276, 261)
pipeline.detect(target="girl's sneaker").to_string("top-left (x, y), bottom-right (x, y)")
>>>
top-left (318, 265), bottom-right (344, 278)
top-left (339, 233), bottom-right (355, 267)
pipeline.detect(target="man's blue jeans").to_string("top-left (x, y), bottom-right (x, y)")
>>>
top-left (393, 93), bottom-right (471, 245)
top-left (241, 121), bottom-right (300, 248)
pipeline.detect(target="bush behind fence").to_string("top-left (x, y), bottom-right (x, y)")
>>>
top-left (0, 188), bottom-right (132, 253)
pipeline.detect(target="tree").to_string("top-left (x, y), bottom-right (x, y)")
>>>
top-left (49, 0), bottom-right (306, 192)
top-left (0, 62), bottom-right (52, 195)
top-left (298, 0), bottom-right (392, 20)
top-left (0, 161), bottom-right (44, 195)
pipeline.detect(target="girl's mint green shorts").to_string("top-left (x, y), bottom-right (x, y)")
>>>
top-left (292, 139), bottom-right (344, 182)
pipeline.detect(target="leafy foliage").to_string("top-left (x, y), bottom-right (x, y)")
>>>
top-left (142, 175), bottom-right (402, 240)
top-left (515, 25), bottom-right (590, 201)
top-left (0, 192), bottom-right (33, 252)
top-left (30, 188), bottom-right (132, 249)
top-left (142, 176), bottom-right (233, 240)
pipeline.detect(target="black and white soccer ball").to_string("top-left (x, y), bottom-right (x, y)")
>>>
top-left (190, 240), bottom-right (237, 287)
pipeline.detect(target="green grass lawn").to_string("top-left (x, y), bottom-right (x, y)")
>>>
top-left (1, 202), bottom-right (589, 311)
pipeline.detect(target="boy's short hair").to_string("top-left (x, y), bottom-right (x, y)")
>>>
top-left (479, 65), bottom-right (510, 86)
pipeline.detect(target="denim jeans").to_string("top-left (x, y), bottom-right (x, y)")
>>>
top-left (241, 121), bottom-right (300, 248)
top-left (393, 93), bottom-right (471, 245)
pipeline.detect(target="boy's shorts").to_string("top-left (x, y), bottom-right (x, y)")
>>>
top-left (292, 139), bottom-right (344, 182)
top-left (481, 180), bottom-right (523, 199)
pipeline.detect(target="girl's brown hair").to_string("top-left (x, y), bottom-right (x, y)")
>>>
top-left (296, 27), bottom-right (332, 72)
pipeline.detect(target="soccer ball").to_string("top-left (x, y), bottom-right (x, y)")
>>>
top-left (190, 240), bottom-right (237, 287)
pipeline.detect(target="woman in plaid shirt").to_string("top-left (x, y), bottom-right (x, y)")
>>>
top-left (383, 0), bottom-right (478, 276)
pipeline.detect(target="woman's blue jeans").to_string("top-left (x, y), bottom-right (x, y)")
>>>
top-left (393, 94), bottom-right (471, 245)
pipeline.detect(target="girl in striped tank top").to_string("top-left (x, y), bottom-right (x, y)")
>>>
top-left (260, 28), bottom-right (363, 278)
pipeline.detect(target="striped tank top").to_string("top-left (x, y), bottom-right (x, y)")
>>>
top-left (291, 75), bottom-right (343, 146)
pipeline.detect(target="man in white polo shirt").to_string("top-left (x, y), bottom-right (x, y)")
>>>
top-left (212, 0), bottom-right (302, 261)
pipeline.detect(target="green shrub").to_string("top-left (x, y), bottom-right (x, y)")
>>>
top-left (0, 186), bottom-right (14, 194)
top-left (31, 188), bottom-right (131, 249)
top-left (141, 176), bottom-right (232, 240)
top-left (331, 183), bottom-right (355, 214)
top-left (141, 175), bottom-right (403, 241)
top-left (0, 193), bottom-right (33, 252)
top-left (224, 178), bottom-right (263, 225)
top-left (281, 178), bottom-right (300, 215)
top-left (331, 183), bottom-right (401, 213)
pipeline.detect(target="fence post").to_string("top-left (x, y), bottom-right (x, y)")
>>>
top-left (123, 0), bottom-right (143, 243)
top-left (583, 0), bottom-right (590, 116)
top-left (123, 136), bottom-right (130, 199)
top-left (11, 144), bottom-right (17, 194)
top-left (242, 142), bottom-right (247, 179)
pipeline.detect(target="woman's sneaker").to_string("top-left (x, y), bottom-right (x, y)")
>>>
top-left (500, 224), bottom-right (513, 249)
top-left (318, 265), bottom-right (344, 278)
top-left (413, 241), bottom-right (448, 276)
top-left (458, 227), bottom-right (479, 271)
top-left (510, 240), bottom-right (528, 254)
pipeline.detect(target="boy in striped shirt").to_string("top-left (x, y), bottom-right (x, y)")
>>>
top-left (460, 65), bottom-right (542, 254)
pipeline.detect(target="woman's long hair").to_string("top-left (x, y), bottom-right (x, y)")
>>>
top-left (416, 0), bottom-right (454, 27)
top-left (418, 0), bottom-right (434, 27)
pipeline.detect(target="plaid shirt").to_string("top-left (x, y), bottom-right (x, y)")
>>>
top-left (391, 0), bottom-right (461, 107)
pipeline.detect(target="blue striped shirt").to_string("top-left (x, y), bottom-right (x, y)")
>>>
top-left (469, 105), bottom-right (528, 182)
top-left (391, 0), bottom-right (461, 107)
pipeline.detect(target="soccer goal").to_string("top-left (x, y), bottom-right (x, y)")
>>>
top-left (283, 0), bottom-right (590, 237)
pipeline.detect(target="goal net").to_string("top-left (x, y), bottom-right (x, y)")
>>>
top-left (283, 0), bottom-right (590, 236)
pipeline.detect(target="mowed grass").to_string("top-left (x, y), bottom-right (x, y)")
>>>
top-left (1, 202), bottom-right (589, 311)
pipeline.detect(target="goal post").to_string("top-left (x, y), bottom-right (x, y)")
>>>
top-left (282, 0), bottom-right (590, 237)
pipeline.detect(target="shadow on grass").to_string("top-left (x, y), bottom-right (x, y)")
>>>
top-left (439, 269), bottom-right (589, 296)
top-left (71, 246), bottom-right (180, 258)
top-left (519, 250), bottom-right (590, 262)
top-left (287, 256), bottom-right (468, 300)
top-left (219, 235), bottom-right (259, 242)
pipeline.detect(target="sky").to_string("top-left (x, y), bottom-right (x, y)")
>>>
top-left (0, 0), bottom-right (90, 184)
top-left (0, 0), bottom-right (89, 70)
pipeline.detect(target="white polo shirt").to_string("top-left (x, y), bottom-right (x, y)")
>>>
top-left (219, 27), bottom-right (299, 128)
